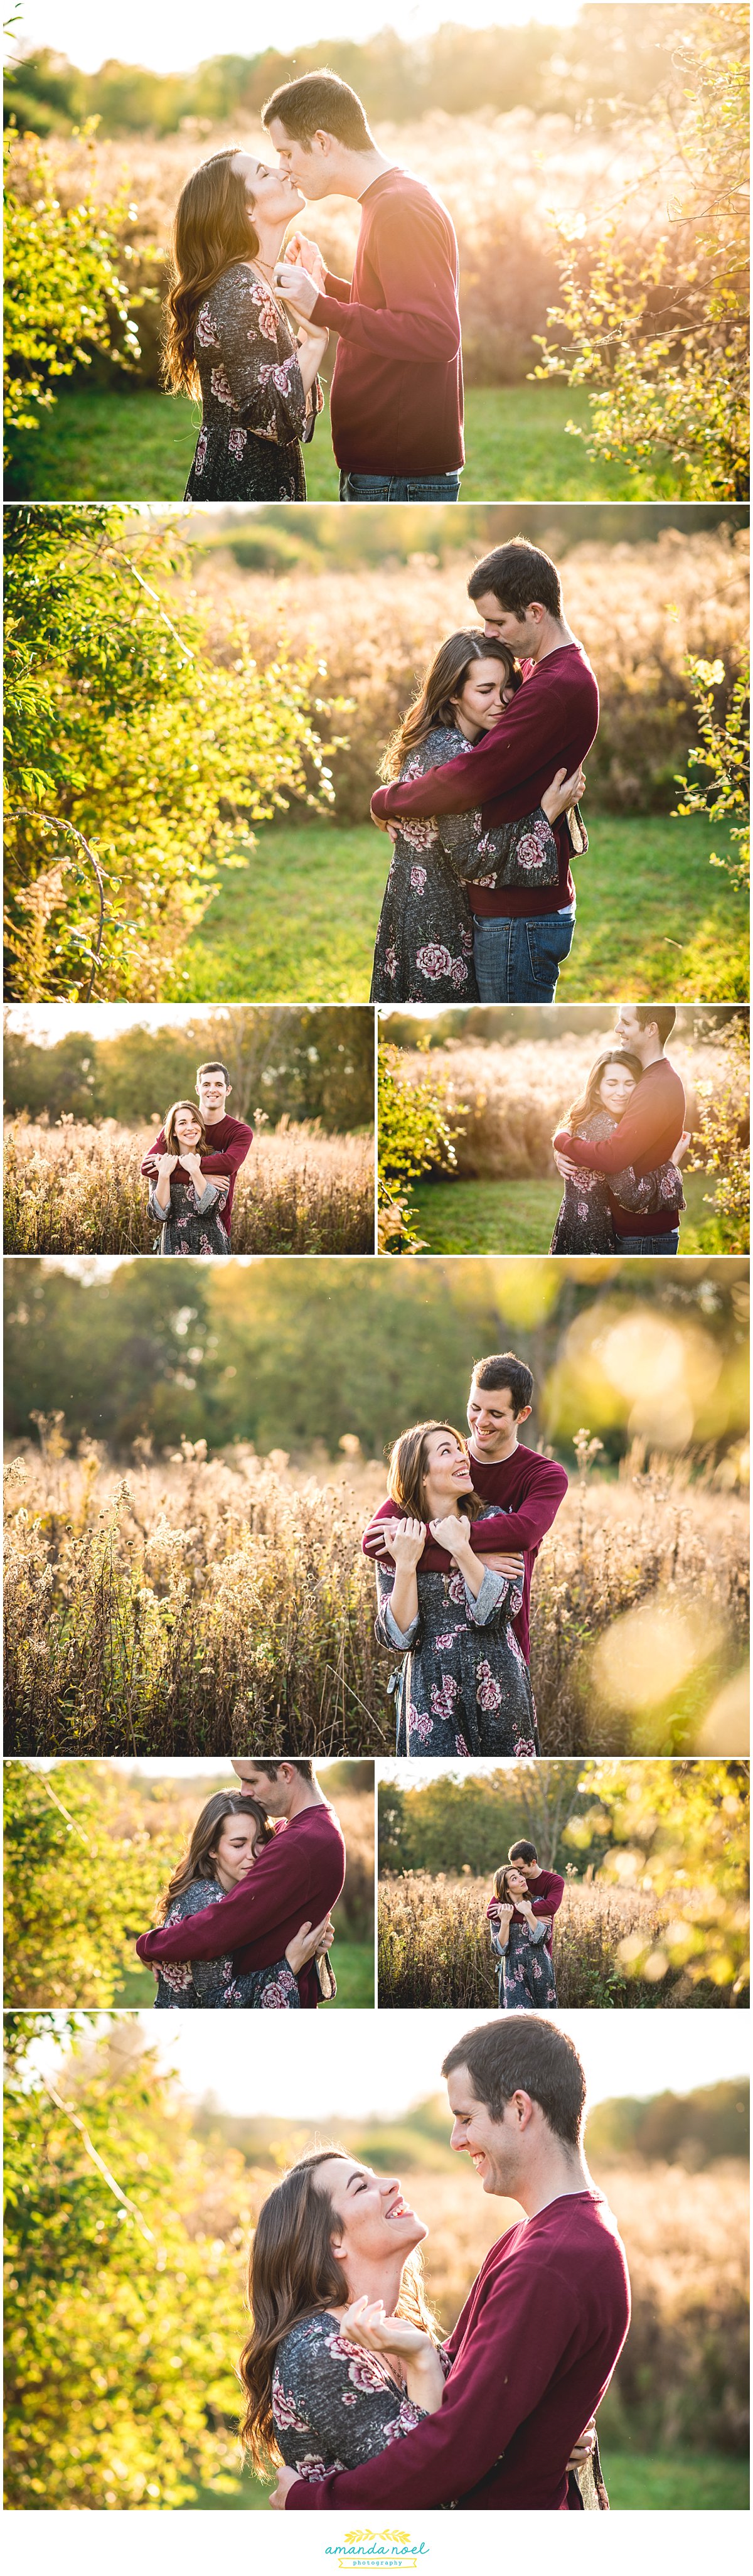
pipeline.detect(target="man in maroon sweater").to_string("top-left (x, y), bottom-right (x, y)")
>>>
top-left (501, 1838), bottom-right (565, 1957)
top-left (263, 72), bottom-right (463, 501)
top-left (135, 1761), bottom-right (345, 2009)
top-left (371, 538), bottom-right (599, 1001)
top-left (553, 1004), bottom-right (687, 1253)
top-left (271, 2016), bottom-right (631, 2511)
top-left (363, 1349), bottom-right (569, 1674)
top-left (141, 1058), bottom-right (253, 1243)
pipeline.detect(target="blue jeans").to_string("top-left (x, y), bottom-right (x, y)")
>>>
top-left (339, 471), bottom-right (462, 502)
top-left (619, 1230), bottom-right (680, 1255)
top-left (473, 902), bottom-right (576, 1002)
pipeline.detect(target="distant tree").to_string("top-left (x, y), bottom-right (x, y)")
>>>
top-left (674, 651), bottom-right (749, 894)
top-left (3, 1762), bottom-right (171, 2005)
top-left (568, 1758), bottom-right (750, 1997)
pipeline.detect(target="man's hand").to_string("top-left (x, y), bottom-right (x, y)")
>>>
top-left (274, 260), bottom-right (319, 319)
top-left (384, 1516), bottom-right (426, 1570)
top-left (370, 804), bottom-right (392, 832)
top-left (270, 2467), bottom-right (297, 2509)
top-left (568, 2419), bottom-right (597, 2472)
top-left (552, 1145), bottom-right (581, 1182)
top-left (475, 1550), bottom-right (525, 1580)
top-left (284, 228), bottom-right (327, 290)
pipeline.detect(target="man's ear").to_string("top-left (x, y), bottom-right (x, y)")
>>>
top-left (516, 1403), bottom-right (532, 1425)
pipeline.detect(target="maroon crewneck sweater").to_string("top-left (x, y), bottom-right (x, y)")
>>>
top-left (141, 1114), bottom-right (254, 1238)
top-left (488, 1867), bottom-right (565, 1955)
top-left (136, 1805), bottom-right (345, 2009)
top-left (553, 1057), bottom-right (686, 1237)
top-left (371, 642), bottom-right (599, 917)
top-left (363, 1444), bottom-right (569, 1663)
top-left (311, 167), bottom-right (464, 475)
top-left (286, 2191), bottom-right (631, 2511)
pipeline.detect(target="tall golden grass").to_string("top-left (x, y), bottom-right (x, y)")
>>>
top-left (3, 1118), bottom-right (375, 1254)
top-left (6, 109), bottom-right (683, 385)
top-left (377, 1872), bottom-right (735, 2009)
top-left (383, 1029), bottom-right (749, 1182)
top-left (3, 1442), bottom-right (747, 1756)
top-left (193, 525), bottom-right (749, 822)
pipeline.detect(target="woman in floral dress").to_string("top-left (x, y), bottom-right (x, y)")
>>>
top-left (239, 2147), bottom-right (604, 2504)
top-left (549, 1051), bottom-right (687, 1253)
top-left (164, 148), bottom-right (326, 499)
top-left (370, 631), bottom-right (586, 1003)
top-left (488, 1865), bottom-right (558, 2011)
top-left (373, 1421), bottom-right (538, 1757)
top-left (144, 1792), bottom-right (333, 2010)
top-left (148, 1100), bottom-right (232, 1256)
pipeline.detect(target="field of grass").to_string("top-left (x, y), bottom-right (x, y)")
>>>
top-left (408, 1168), bottom-right (740, 1255)
top-left (4, 1444), bottom-right (747, 1756)
top-left (3, 1119), bottom-right (375, 1256)
top-left (179, 815), bottom-right (743, 1005)
top-left (377, 1872), bottom-right (742, 2010)
top-left (4, 381), bottom-right (688, 505)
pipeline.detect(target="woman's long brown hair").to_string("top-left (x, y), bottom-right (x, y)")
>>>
top-left (163, 150), bottom-right (259, 395)
top-left (565, 1049), bottom-right (642, 1134)
top-left (379, 631), bottom-right (523, 779)
top-left (386, 1420), bottom-right (482, 1524)
top-left (156, 1792), bottom-right (274, 1922)
top-left (163, 1100), bottom-right (209, 1155)
top-left (239, 2149), bottom-right (439, 2474)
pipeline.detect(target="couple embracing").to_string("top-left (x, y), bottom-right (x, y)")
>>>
top-left (166, 70), bottom-right (464, 505)
top-left (370, 537), bottom-right (597, 1004)
top-left (363, 1349), bottom-right (568, 1757)
top-left (135, 1761), bottom-right (344, 2009)
top-left (243, 2017), bottom-right (631, 2511)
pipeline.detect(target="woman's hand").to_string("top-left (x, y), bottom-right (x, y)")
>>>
top-left (541, 763), bottom-right (587, 825)
top-left (270, 2466), bottom-right (297, 2509)
top-left (284, 228), bottom-right (328, 293)
top-left (155, 1154), bottom-right (178, 1178)
top-left (384, 1516), bottom-right (425, 1570)
top-left (181, 1151), bottom-right (203, 1181)
top-left (285, 1914), bottom-right (334, 1975)
top-left (673, 1129), bottom-right (692, 1165)
top-left (568, 2418), bottom-right (597, 2472)
top-left (274, 259), bottom-right (319, 319)
top-left (427, 1514), bottom-right (474, 1563)
top-left (341, 2297), bottom-right (447, 2414)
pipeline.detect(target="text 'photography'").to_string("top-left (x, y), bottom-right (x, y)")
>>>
top-left (2, 0), bottom-right (750, 2550)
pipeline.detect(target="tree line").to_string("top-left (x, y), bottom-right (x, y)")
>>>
top-left (5, 11), bottom-right (697, 136)
top-left (3, 1007), bottom-right (374, 1130)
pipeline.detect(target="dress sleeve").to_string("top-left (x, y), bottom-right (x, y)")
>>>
top-left (147, 1186), bottom-right (169, 1228)
top-left (193, 1179), bottom-right (229, 1214)
top-left (375, 1560), bottom-right (421, 1652)
top-left (205, 270), bottom-right (309, 443)
top-left (465, 1567), bottom-right (520, 1627)
top-left (274, 2321), bottom-right (429, 2474)
top-left (462, 806), bottom-right (560, 885)
top-left (611, 1160), bottom-right (684, 1215)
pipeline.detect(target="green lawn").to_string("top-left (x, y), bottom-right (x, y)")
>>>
top-left (5, 380), bottom-right (690, 503)
top-left (112, 1937), bottom-right (373, 2009)
top-left (181, 2450), bottom-right (749, 2511)
top-left (178, 814), bottom-right (746, 1004)
top-left (407, 1167), bottom-right (744, 1257)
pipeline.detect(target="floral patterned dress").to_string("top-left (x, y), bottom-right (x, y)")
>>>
top-left (272, 2312), bottom-right (450, 2482)
top-left (549, 1110), bottom-right (686, 1253)
top-left (148, 1174), bottom-right (231, 1258)
top-left (183, 261), bottom-right (323, 502)
top-left (375, 1510), bottom-right (538, 1758)
top-left (151, 1879), bottom-right (301, 2010)
top-left (492, 1917), bottom-right (558, 2011)
top-left (370, 728), bottom-right (562, 1003)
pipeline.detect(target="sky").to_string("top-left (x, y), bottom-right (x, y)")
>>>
top-left (5, 1004), bottom-right (238, 1043)
top-left (16, 4), bottom-right (589, 78)
top-left (33, 2010), bottom-right (749, 2124)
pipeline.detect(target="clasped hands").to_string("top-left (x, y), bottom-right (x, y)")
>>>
top-left (385, 1516), bottom-right (524, 1582)
top-left (274, 229), bottom-right (328, 348)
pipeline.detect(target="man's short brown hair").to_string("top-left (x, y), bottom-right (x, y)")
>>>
top-left (442, 2019), bottom-right (585, 2147)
